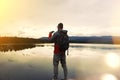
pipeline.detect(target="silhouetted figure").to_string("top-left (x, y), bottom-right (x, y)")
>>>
top-left (49, 23), bottom-right (69, 80)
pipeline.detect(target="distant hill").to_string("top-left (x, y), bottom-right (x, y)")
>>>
top-left (0, 36), bottom-right (120, 44)
top-left (0, 37), bottom-right (40, 44)
top-left (39, 36), bottom-right (120, 44)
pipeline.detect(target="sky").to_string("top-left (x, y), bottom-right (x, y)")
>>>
top-left (0, 0), bottom-right (120, 38)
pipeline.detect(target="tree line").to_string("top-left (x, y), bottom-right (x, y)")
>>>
top-left (0, 37), bottom-right (41, 44)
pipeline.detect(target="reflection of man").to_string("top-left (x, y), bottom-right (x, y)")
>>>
top-left (49, 23), bottom-right (68, 80)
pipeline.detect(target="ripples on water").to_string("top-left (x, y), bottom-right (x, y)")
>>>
top-left (0, 43), bottom-right (120, 80)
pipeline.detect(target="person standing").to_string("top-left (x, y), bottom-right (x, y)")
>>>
top-left (49, 23), bottom-right (69, 80)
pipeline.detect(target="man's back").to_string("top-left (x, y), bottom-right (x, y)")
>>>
top-left (49, 23), bottom-right (68, 80)
top-left (56, 30), bottom-right (69, 52)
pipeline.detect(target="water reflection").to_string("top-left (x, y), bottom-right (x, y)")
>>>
top-left (0, 44), bottom-right (120, 80)
top-left (104, 53), bottom-right (120, 68)
top-left (101, 74), bottom-right (118, 80)
top-left (0, 44), bottom-right (35, 52)
top-left (0, 44), bottom-right (120, 52)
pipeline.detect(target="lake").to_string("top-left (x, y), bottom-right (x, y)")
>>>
top-left (0, 43), bottom-right (120, 80)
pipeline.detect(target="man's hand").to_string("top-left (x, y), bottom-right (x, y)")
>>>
top-left (50, 31), bottom-right (54, 33)
top-left (49, 31), bottom-right (54, 39)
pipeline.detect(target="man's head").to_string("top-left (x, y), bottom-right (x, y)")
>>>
top-left (57, 23), bottom-right (63, 30)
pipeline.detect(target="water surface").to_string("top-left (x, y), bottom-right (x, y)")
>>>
top-left (0, 43), bottom-right (120, 80)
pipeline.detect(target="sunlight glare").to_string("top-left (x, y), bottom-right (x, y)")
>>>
top-left (0, 0), bottom-right (10, 15)
top-left (105, 53), bottom-right (120, 68)
top-left (101, 74), bottom-right (118, 80)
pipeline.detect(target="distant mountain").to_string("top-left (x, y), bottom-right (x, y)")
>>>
top-left (39, 36), bottom-right (120, 44)
top-left (0, 36), bottom-right (120, 44)
top-left (69, 36), bottom-right (113, 44)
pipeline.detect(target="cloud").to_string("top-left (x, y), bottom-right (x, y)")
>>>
top-left (0, 0), bottom-right (120, 38)
top-left (25, 0), bottom-right (113, 29)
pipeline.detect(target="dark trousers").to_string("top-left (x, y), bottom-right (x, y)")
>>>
top-left (53, 53), bottom-right (68, 79)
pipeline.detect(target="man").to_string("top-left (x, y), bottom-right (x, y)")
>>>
top-left (49, 23), bottom-right (68, 80)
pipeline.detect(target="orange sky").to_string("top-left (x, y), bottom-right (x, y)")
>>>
top-left (0, 0), bottom-right (120, 38)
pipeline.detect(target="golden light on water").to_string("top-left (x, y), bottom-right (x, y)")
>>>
top-left (105, 53), bottom-right (120, 68)
top-left (101, 74), bottom-right (118, 80)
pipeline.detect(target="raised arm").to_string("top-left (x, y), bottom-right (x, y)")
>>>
top-left (48, 31), bottom-right (58, 42)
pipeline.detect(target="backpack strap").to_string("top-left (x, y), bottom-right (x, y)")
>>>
top-left (66, 49), bottom-right (69, 55)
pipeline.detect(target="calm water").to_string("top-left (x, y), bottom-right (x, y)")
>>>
top-left (0, 43), bottom-right (120, 80)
